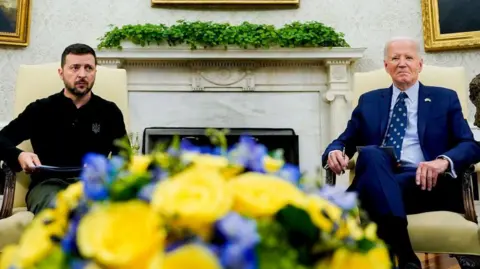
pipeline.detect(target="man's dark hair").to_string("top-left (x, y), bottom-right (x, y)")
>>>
top-left (61, 43), bottom-right (97, 67)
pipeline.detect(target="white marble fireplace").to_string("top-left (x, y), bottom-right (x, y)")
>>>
top-left (96, 44), bottom-right (365, 182)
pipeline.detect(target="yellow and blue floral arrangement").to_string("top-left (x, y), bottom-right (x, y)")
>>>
top-left (0, 129), bottom-right (391, 269)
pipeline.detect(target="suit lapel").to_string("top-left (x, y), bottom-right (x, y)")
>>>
top-left (418, 83), bottom-right (431, 144)
top-left (379, 86), bottom-right (393, 140)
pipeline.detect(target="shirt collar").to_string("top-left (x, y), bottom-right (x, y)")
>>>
top-left (55, 89), bottom-right (97, 108)
top-left (392, 81), bottom-right (419, 104)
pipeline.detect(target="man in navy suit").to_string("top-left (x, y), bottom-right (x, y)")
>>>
top-left (322, 37), bottom-right (480, 269)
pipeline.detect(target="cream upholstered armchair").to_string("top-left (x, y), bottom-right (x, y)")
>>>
top-left (325, 65), bottom-right (480, 263)
top-left (0, 62), bottom-right (128, 250)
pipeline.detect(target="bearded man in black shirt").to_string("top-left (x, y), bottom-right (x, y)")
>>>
top-left (0, 43), bottom-right (128, 214)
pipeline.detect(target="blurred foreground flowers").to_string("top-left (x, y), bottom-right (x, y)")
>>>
top-left (0, 129), bottom-right (391, 269)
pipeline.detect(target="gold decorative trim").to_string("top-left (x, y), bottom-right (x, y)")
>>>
top-left (0, 0), bottom-right (31, 47)
top-left (421, 0), bottom-right (480, 51)
top-left (152, 0), bottom-right (299, 5)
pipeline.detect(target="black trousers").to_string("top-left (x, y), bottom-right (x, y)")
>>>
top-left (26, 177), bottom-right (79, 215)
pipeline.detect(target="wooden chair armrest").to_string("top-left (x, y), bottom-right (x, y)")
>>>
top-left (462, 165), bottom-right (477, 223)
top-left (0, 161), bottom-right (16, 219)
top-left (325, 168), bottom-right (337, 185)
top-left (325, 158), bottom-right (356, 186)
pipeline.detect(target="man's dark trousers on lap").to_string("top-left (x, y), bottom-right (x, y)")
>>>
top-left (26, 177), bottom-right (79, 215)
top-left (349, 145), bottom-right (463, 267)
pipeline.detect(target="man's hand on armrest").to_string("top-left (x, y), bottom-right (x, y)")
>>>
top-left (416, 158), bottom-right (450, 191)
top-left (18, 152), bottom-right (41, 174)
top-left (325, 150), bottom-right (350, 175)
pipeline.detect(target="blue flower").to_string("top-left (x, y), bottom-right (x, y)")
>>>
top-left (106, 156), bottom-right (125, 184)
top-left (216, 213), bottom-right (259, 243)
top-left (180, 139), bottom-right (219, 155)
top-left (215, 212), bottom-right (260, 269)
top-left (211, 146), bottom-right (225, 156)
top-left (69, 258), bottom-right (93, 269)
top-left (315, 185), bottom-right (358, 211)
top-left (228, 135), bottom-right (268, 172)
top-left (61, 201), bottom-right (89, 255)
top-left (151, 167), bottom-right (168, 182)
top-left (180, 139), bottom-right (201, 154)
top-left (220, 243), bottom-right (257, 269)
top-left (137, 182), bottom-right (157, 202)
top-left (275, 163), bottom-right (302, 185)
top-left (61, 219), bottom-right (80, 255)
top-left (80, 153), bottom-right (109, 201)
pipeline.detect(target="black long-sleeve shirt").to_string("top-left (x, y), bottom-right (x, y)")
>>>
top-left (0, 90), bottom-right (128, 186)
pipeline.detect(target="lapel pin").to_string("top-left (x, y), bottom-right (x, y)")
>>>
top-left (425, 98), bottom-right (431, 102)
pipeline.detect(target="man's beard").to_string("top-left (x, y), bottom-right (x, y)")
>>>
top-left (64, 80), bottom-right (94, 97)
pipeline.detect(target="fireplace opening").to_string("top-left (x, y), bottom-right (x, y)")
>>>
top-left (142, 127), bottom-right (299, 165)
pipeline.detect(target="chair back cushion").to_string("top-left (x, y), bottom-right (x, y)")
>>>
top-left (12, 62), bottom-right (128, 208)
top-left (352, 65), bottom-right (468, 117)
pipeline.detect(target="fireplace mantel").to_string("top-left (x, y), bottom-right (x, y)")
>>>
top-left (95, 45), bottom-right (365, 185)
top-left (96, 46), bottom-right (365, 64)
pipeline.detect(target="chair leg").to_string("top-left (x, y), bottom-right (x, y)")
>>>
top-left (454, 255), bottom-right (480, 269)
top-left (424, 253), bottom-right (429, 267)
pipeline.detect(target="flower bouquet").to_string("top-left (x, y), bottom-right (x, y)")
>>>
top-left (0, 129), bottom-right (391, 269)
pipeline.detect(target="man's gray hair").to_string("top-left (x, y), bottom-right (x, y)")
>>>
top-left (383, 36), bottom-right (421, 59)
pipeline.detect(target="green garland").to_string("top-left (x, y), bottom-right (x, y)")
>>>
top-left (97, 20), bottom-right (349, 50)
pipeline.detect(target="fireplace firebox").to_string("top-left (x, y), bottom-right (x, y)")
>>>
top-left (142, 127), bottom-right (299, 165)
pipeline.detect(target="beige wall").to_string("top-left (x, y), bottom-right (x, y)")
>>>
top-left (0, 0), bottom-right (479, 122)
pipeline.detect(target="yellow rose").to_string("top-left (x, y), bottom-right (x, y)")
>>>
top-left (129, 155), bottom-right (152, 174)
top-left (262, 155), bottom-right (284, 173)
top-left (182, 153), bottom-right (243, 178)
top-left (221, 165), bottom-right (244, 179)
top-left (188, 154), bottom-right (229, 169)
top-left (0, 245), bottom-right (18, 269)
top-left (228, 172), bottom-right (305, 218)
top-left (77, 201), bottom-right (165, 269)
top-left (163, 244), bottom-right (222, 269)
top-left (12, 209), bottom-right (58, 268)
top-left (305, 195), bottom-right (342, 233)
top-left (151, 167), bottom-right (232, 231)
top-left (364, 223), bottom-right (378, 241)
top-left (154, 152), bottom-right (170, 167)
top-left (334, 215), bottom-right (365, 241)
top-left (55, 181), bottom-right (84, 218)
top-left (318, 246), bottom-right (391, 269)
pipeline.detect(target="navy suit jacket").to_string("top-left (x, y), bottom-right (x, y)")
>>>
top-left (322, 83), bottom-right (480, 174)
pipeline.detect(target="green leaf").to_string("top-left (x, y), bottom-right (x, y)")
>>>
top-left (357, 238), bottom-right (378, 253)
top-left (256, 219), bottom-right (310, 269)
top-left (109, 173), bottom-right (151, 201)
top-left (35, 246), bottom-right (66, 269)
top-left (114, 135), bottom-right (133, 160)
top-left (96, 21), bottom-right (349, 50)
top-left (275, 204), bottom-right (319, 245)
top-left (275, 204), bottom-right (320, 265)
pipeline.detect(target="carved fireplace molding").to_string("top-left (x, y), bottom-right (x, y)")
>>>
top-left (96, 45), bottom-right (366, 148)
